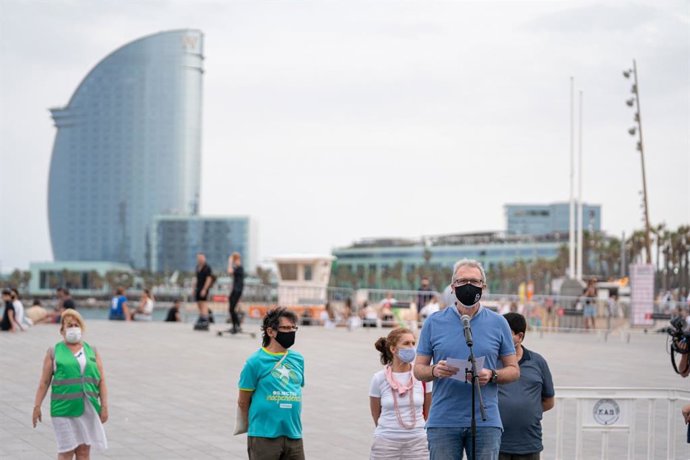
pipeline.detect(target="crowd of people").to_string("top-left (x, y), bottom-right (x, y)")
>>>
top-left (0, 285), bottom-right (185, 336)
top-left (235, 259), bottom-right (555, 460)
top-left (6, 256), bottom-right (689, 459)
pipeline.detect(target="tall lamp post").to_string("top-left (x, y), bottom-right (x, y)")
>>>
top-left (623, 60), bottom-right (653, 264)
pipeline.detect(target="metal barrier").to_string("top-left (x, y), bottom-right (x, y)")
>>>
top-left (481, 293), bottom-right (632, 334)
top-left (547, 387), bottom-right (690, 460)
top-left (182, 283), bottom-right (683, 333)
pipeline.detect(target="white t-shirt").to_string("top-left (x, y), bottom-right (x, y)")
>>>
top-left (143, 299), bottom-right (154, 314)
top-left (12, 300), bottom-right (26, 328)
top-left (134, 299), bottom-right (154, 321)
top-left (369, 369), bottom-right (432, 440)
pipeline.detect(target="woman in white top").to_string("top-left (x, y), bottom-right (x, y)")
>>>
top-left (132, 289), bottom-right (154, 321)
top-left (370, 327), bottom-right (431, 460)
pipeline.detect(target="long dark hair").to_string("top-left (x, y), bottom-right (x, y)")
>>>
top-left (374, 327), bottom-right (413, 365)
top-left (262, 307), bottom-right (298, 347)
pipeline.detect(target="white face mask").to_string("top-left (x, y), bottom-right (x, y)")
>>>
top-left (65, 327), bottom-right (82, 344)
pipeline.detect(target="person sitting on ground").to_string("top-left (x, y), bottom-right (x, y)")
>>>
top-left (165, 299), bottom-right (181, 322)
top-left (320, 302), bottom-right (339, 329)
top-left (57, 288), bottom-right (77, 311)
top-left (108, 286), bottom-right (130, 321)
top-left (360, 301), bottom-right (379, 328)
top-left (380, 303), bottom-right (394, 326)
top-left (131, 289), bottom-right (154, 321)
top-left (300, 308), bottom-right (313, 326)
top-left (1, 289), bottom-right (19, 332)
top-left (26, 299), bottom-right (50, 325)
top-left (50, 288), bottom-right (77, 325)
top-left (11, 288), bottom-right (29, 330)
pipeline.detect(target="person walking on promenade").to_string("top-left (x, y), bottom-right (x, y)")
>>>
top-left (108, 286), bottom-right (130, 321)
top-left (497, 313), bottom-right (554, 460)
top-left (417, 277), bottom-right (434, 314)
top-left (237, 307), bottom-right (305, 459)
top-left (414, 259), bottom-right (519, 460)
top-left (32, 309), bottom-right (109, 459)
top-left (193, 252), bottom-right (214, 329)
top-left (227, 252), bottom-right (246, 333)
top-left (369, 327), bottom-right (431, 459)
top-left (582, 279), bottom-right (597, 330)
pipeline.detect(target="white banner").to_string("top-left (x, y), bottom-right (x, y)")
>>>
top-left (630, 263), bottom-right (654, 326)
top-left (583, 398), bottom-right (631, 429)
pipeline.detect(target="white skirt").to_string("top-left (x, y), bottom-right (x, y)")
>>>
top-left (52, 398), bottom-right (108, 453)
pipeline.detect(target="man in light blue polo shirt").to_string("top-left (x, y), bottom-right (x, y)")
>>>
top-left (414, 259), bottom-right (519, 460)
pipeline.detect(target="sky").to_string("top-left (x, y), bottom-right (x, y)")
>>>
top-left (0, 0), bottom-right (688, 272)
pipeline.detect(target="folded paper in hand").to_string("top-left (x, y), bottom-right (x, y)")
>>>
top-left (233, 410), bottom-right (248, 435)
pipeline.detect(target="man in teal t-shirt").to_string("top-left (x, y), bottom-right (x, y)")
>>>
top-left (238, 307), bottom-right (305, 459)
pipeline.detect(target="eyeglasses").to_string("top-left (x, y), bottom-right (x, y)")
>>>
top-left (452, 278), bottom-right (484, 288)
top-left (277, 325), bottom-right (299, 332)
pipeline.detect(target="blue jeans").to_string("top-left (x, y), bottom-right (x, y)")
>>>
top-left (427, 427), bottom-right (502, 460)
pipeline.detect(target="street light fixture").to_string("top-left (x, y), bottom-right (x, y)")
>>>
top-left (623, 59), bottom-right (652, 264)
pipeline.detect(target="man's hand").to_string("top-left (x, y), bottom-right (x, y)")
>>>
top-left (470, 368), bottom-right (492, 385)
top-left (432, 360), bottom-right (460, 379)
top-left (682, 404), bottom-right (690, 424)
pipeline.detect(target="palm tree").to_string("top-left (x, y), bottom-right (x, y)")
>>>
top-left (391, 261), bottom-right (404, 290)
top-left (256, 266), bottom-right (273, 285)
top-left (626, 230), bottom-right (647, 267)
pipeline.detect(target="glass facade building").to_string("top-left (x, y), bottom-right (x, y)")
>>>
top-left (332, 232), bottom-right (564, 288)
top-left (505, 202), bottom-right (601, 236)
top-left (150, 216), bottom-right (257, 274)
top-left (48, 30), bottom-right (204, 268)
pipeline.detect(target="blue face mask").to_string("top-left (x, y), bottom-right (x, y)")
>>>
top-left (397, 348), bottom-right (416, 363)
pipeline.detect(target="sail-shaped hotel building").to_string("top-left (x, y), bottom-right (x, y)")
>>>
top-left (48, 30), bottom-right (204, 268)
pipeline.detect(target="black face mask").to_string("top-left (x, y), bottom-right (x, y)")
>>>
top-left (455, 284), bottom-right (482, 307)
top-left (275, 330), bottom-right (296, 349)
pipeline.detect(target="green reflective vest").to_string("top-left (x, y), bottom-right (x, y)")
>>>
top-left (50, 341), bottom-right (102, 417)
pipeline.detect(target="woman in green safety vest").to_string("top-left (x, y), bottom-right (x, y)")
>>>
top-left (32, 309), bottom-right (109, 459)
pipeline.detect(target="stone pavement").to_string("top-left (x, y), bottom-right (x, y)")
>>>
top-left (1, 319), bottom-right (688, 459)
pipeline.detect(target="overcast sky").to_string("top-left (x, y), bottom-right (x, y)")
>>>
top-left (0, 0), bottom-right (688, 272)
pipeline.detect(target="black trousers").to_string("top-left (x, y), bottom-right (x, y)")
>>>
top-left (229, 290), bottom-right (243, 328)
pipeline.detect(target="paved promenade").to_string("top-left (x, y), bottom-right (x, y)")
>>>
top-left (1, 319), bottom-right (688, 459)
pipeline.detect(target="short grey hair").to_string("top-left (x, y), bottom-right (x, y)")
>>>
top-left (452, 259), bottom-right (487, 284)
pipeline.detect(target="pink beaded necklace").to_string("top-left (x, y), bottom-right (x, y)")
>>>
top-left (385, 365), bottom-right (417, 429)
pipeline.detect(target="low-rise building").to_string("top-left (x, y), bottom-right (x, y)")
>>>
top-left (150, 215), bottom-right (257, 273)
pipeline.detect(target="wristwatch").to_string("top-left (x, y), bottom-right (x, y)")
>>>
top-left (490, 369), bottom-right (498, 384)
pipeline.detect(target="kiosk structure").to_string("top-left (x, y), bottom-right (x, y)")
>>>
top-left (247, 254), bottom-right (336, 320)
